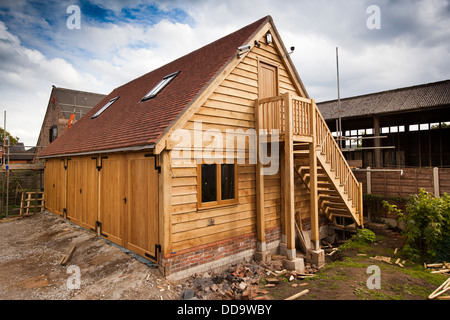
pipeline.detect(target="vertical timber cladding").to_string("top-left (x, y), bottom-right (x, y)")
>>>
top-left (44, 158), bottom-right (65, 215)
top-left (126, 153), bottom-right (159, 260)
top-left (60, 152), bottom-right (160, 262)
top-left (99, 152), bottom-right (160, 261)
top-left (99, 154), bottom-right (126, 245)
top-left (66, 156), bottom-right (98, 231)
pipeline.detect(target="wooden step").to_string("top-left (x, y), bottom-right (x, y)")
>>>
top-left (327, 207), bottom-right (351, 216)
top-left (322, 201), bottom-right (346, 209)
top-left (318, 182), bottom-right (333, 188)
top-left (318, 189), bottom-right (339, 195)
top-left (293, 150), bottom-right (309, 155)
top-left (319, 195), bottom-right (341, 201)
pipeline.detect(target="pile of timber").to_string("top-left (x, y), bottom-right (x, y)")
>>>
top-left (424, 262), bottom-right (450, 275)
top-left (425, 262), bottom-right (450, 300)
top-left (429, 276), bottom-right (450, 300)
top-left (179, 255), bottom-right (317, 300)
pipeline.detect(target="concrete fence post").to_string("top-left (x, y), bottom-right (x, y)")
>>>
top-left (366, 167), bottom-right (371, 194)
top-left (433, 167), bottom-right (440, 197)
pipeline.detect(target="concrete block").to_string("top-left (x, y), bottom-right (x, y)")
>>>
top-left (306, 249), bottom-right (325, 268)
top-left (283, 257), bottom-right (305, 273)
top-left (254, 251), bottom-right (271, 263)
top-left (278, 242), bottom-right (287, 256)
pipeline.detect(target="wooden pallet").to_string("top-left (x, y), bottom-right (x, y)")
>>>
top-left (19, 191), bottom-right (45, 216)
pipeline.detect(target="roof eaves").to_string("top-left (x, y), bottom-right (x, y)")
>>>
top-left (38, 143), bottom-right (155, 159)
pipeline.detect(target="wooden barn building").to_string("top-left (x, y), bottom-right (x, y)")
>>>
top-left (39, 16), bottom-right (363, 280)
top-left (317, 80), bottom-right (450, 169)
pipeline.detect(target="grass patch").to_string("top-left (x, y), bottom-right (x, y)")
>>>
top-left (397, 264), bottom-right (448, 287)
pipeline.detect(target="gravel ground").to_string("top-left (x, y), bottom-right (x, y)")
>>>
top-left (0, 212), bottom-right (177, 300)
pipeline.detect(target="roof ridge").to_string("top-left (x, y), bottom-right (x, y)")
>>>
top-left (114, 15), bottom-right (272, 92)
top-left (318, 79), bottom-right (450, 104)
top-left (51, 86), bottom-right (106, 97)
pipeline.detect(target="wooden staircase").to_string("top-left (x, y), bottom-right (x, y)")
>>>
top-left (256, 92), bottom-right (363, 231)
top-left (294, 144), bottom-right (363, 229)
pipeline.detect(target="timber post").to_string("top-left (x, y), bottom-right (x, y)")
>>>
top-left (283, 92), bottom-right (295, 259)
top-left (254, 99), bottom-right (269, 261)
top-left (309, 99), bottom-right (320, 250)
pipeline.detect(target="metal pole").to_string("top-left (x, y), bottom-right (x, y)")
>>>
top-left (1, 111), bottom-right (4, 215)
top-left (3, 111), bottom-right (8, 218)
top-left (336, 47), bottom-right (342, 150)
top-left (6, 135), bottom-right (9, 218)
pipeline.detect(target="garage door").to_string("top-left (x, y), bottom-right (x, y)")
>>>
top-left (99, 155), bottom-right (126, 246)
top-left (44, 158), bottom-right (65, 215)
top-left (126, 154), bottom-right (159, 261)
top-left (66, 157), bottom-right (98, 231)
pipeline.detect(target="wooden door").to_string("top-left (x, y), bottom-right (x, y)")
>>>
top-left (99, 155), bottom-right (126, 246)
top-left (44, 158), bottom-right (65, 215)
top-left (126, 154), bottom-right (159, 261)
top-left (66, 157), bottom-right (97, 231)
top-left (259, 61), bottom-right (279, 132)
top-left (259, 61), bottom-right (278, 99)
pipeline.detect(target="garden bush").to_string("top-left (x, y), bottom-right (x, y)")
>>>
top-left (394, 189), bottom-right (450, 262)
top-left (352, 228), bottom-right (376, 244)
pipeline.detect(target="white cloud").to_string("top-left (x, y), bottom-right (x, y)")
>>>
top-left (0, 21), bottom-right (103, 145)
top-left (0, 0), bottom-right (449, 146)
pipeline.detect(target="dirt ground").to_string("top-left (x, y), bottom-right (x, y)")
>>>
top-left (0, 212), bottom-right (447, 300)
top-left (0, 212), bottom-right (176, 300)
top-left (264, 232), bottom-right (448, 300)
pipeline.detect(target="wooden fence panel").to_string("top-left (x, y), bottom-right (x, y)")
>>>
top-left (439, 168), bottom-right (450, 194)
top-left (354, 167), bottom-right (450, 198)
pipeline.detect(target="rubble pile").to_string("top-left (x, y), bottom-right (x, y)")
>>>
top-left (175, 254), bottom-right (318, 300)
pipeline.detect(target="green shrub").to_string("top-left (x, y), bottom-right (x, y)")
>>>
top-left (397, 189), bottom-right (450, 262)
top-left (338, 229), bottom-right (376, 252)
top-left (364, 194), bottom-right (407, 222)
top-left (352, 228), bottom-right (376, 244)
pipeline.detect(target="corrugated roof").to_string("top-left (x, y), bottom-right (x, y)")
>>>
top-left (317, 79), bottom-right (450, 120)
top-left (39, 16), bottom-right (271, 158)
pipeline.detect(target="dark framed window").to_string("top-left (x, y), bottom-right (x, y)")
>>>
top-left (49, 125), bottom-right (58, 143)
top-left (198, 162), bottom-right (238, 208)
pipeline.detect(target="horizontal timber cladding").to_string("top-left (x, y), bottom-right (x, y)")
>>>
top-left (168, 32), bottom-right (309, 255)
top-left (44, 152), bottom-right (160, 263)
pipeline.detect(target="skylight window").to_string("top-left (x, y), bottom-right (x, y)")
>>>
top-left (141, 71), bottom-right (180, 101)
top-left (91, 97), bottom-right (119, 119)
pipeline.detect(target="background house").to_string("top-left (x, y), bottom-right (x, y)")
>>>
top-left (9, 143), bottom-right (35, 164)
top-left (34, 86), bottom-right (106, 161)
top-left (317, 80), bottom-right (450, 169)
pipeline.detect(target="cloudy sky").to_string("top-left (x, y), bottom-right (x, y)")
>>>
top-left (0, 0), bottom-right (449, 147)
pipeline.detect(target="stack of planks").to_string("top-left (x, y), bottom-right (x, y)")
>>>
top-left (424, 262), bottom-right (450, 275)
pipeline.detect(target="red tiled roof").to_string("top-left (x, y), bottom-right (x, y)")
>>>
top-left (39, 16), bottom-right (271, 157)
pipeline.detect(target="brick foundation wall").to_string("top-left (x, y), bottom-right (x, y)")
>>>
top-left (162, 226), bottom-right (281, 280)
